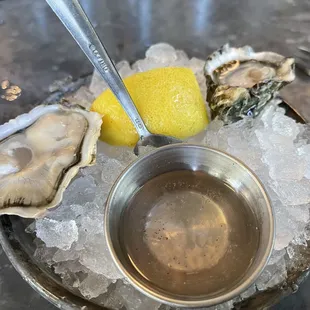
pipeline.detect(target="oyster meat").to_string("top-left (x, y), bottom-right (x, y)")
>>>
top-left (204, 44), bottom-right (295, 124)
top-left (0, 104), bottom-right (102, 218)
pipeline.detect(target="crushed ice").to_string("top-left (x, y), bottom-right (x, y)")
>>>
top-left (31, 43), bottom-right (310, 309)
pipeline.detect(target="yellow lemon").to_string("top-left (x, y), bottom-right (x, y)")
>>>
top-left (91, 67), bottom-right (209, 146)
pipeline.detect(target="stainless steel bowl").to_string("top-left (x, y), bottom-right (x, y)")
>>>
top-left (105, 144), bottom-right (274, 308)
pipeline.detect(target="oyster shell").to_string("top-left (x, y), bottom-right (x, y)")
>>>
top-left (204, 44), bottom-right (295, 124)
top-left (0, 104), bottom-right (102, 218)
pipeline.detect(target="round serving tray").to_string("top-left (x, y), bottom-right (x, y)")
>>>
top-left (0, 96), bottom-right (308, 310)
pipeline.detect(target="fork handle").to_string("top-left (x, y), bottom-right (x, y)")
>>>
top-left (46, 0), bottom-right (151, 138)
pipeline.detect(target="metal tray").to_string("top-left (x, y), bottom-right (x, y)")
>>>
top-left (0, 97), bottom-right (307, 310)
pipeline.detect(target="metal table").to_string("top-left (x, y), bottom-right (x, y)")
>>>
top-left (1, 0), bottom-right (310, 308)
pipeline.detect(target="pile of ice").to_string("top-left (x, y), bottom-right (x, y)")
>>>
top-left (189, 100), bottom-right (310, 252)
top-left (188, 100), bottom-right (310, 305)
top-left (31, 43), bottom-right (310, 309)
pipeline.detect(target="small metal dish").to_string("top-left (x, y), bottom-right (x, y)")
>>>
top-left (105, 144), bottom-right (275, 308)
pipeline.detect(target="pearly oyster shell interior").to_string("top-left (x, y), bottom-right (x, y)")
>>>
top-left (204, 44), bottom-right (295, 124)
top-left (0, 104), bottom-right (102, 218)
top-left (215, 60), bottom-right (277, 88)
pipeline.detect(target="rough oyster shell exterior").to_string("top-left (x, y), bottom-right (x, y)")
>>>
top-left (204, 44), bottom-right (295, 124)
top-left (0, 104), bottom-right (102, 218)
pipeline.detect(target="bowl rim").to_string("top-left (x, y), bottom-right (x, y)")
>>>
top-left (105, 143), bottom-right (275, 308)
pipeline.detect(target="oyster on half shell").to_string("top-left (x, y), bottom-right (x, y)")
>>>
top-left (0, 104), bottom-right (102, 218)
top-left (204, 44), bottom-right (295, 124)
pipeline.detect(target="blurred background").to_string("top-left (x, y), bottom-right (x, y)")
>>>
top-left (1, 0), bottom-right (310, 309)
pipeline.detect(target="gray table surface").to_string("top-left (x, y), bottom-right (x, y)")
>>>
top-left (1, 0), bottom-right (310, 309)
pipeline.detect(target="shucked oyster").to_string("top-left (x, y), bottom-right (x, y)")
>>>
top-left (204, 44), bottom-right (295, 124)
top-left (0, 104), bottom-right (102, 218)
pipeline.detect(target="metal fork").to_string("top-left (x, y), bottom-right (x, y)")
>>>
top-left (295, 46), bottom-right (310, 76)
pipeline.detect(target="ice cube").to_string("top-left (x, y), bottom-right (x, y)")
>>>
top-left (189, 57), bottom-right (205, 74)
top-left (255, 130), bottom-right (294, 151)
top-left (268, 249), bottom-right (286, 265)
top-left (207, 119), bottom-right (225, 131)
top-left (113, 149), bottom-right (137, 166)
top-left (275, 106), bottom-right (286, 115)
top-left (297, 144), bottom-right (310, 156)
top-left (256, 103), bottom-right (276, 128)
top-left (78, 235), bottom-right (122, 280)
top-left (265, 260), bottom-right (287, 288)
top-left (131, 59), bottom-right (163, 72)
top-left (270, 178), bottom-right (310, 206)
top-left (272, 200), bottom-right (306, 250)
top-left (255, 129), bottom-right (273, 150)
top-left (204, 130), bottom-right (219, 148)
top-left (271, 112), bottom-right (300, 139)
top-left (116, 281), bottom-right (161, 310)
top-left (186, 129), bottom-right (207, 145)
top-left (255, 256), bottom-right (287, 290)
top-left (298, 144), bottom-right (310, 179)
top-left (137, 145), bottom-right (157, 156)
top-left (286, 204), bottom-right (310, 223)
top-left (36, 219), bottom-right (78, 250)
top-left (102, 282), bottom-right (124, 309)
top-left (62, 175), bottom-right (98, 205)
top-left (176, 50), bottom-right (189, 62)
top-left (54, 260), bottom-right (85, 275)
top-left (145, 43), bottom-right (177, 63)
top-left (269, 134), bottom-right (296, 150)
top-left (79, 203), bottom-right (104, 235)
top-left (64, 275), bottom-right (81, 290)
top-left (80, 167), bottom-right (102, 186)
top-left (34, 243), bottom-right (57, 265)
top-left (67, 86), bottom-right (95, 110)
top-left (262, 179), bottom-right (280, 199)
top-left (173, 50), bottom-right (190, 67)
top-left (78, 272), bottom-right (110, 299)
top-left (240, 284), bottom-right (257, 299)
top-left (46, 204), bottom-right (84, 223)
top-left (116, 60), bottom-right (135, 78)
top-left (227, 135), bottom-right (246, 148)
top-left (263, 150), bottom-right (306, 181)
top-left (275, 229), bottom-right (295, 251)
top-left (205, 299), bottom-right (235, 310)
top-left (89, 70), bottom-right (107, 98)
top-left (56, 268), bottom-right (82, 289)
top-left (92, 184), bottom-right (110, 207)
top-left (53, 248), bottom-right (79, 263)
top-left (101, 158), bottom-right (126, 184)
top-left (96, 142), bottom-right (136, 164)
top-left (227, 146), bottom-right (262, 171)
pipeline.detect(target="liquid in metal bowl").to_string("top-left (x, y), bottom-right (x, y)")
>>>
top-left (105, 144), bottom-right (275, 308)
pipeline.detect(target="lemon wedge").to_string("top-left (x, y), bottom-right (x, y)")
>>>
top-left (91, 67), bottom-right (209, 146)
